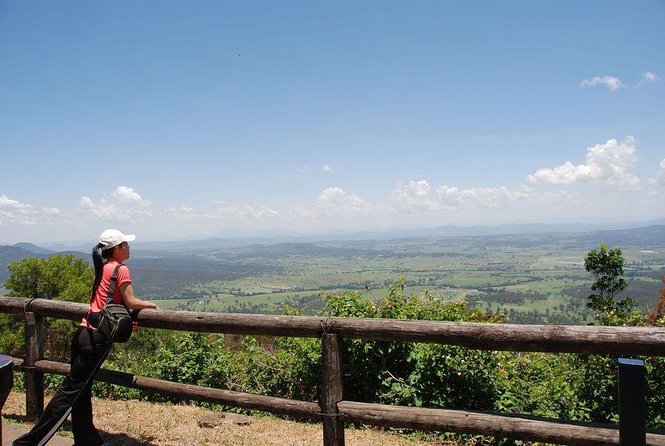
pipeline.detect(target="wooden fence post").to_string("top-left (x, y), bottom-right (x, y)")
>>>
top-left (1, 354), bottom-right (15, 445)
top-left (321, 333), bottom-right (345, 446)
top-left (618, 357), bottom-right (646, 446)
top-left (24, 311), bottom-right (45, 419)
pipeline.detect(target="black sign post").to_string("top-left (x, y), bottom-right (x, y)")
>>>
top-left (0, 354), bottom-right (14, 446)
top-left (618, 357), bottom-right (646, 446)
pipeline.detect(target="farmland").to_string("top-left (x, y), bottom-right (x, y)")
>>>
top-left (142, 227), bottom-right (665, 324)
top-left (2, 225), bottom-right (663, 324)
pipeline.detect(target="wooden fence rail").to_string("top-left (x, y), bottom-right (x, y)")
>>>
top-left (2, 295), bottom-right (665, 445)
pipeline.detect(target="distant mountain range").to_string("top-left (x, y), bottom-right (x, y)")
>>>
top-left (12, 242), bottom-right (55, 255)
top-left (2, 223), bottom-right (664, 290)
top-left (35, 219), bottom-right (665, 252)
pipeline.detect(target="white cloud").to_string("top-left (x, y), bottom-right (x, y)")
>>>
top-left (0, 195), bottom-right (67, 230)
top-left (302, 187), bottom-right (373, 217)
top-left (636, 71), bottom-right (658, 88)
top-left (0, 194), bottom-right (31, 212)
top-left (165, 205), bottom-right (195, 214)
top-left (649, 159), bottom-right (665, 186)
top-left (526, 137), bottom-right (640, 189)
top-left (79, 196), bottom-right (125, 220)
top-left (111, 186), bottom-right (151, 207)
top-left (0, 194), bottom-right (41, 226)
top-left (391, 180), bottom-right (443, 212)
top-left (298, 165), bottom-right (312, 175)
top-left (437, 185), bottom-right (534, 208)
top-left (390, 181), bottom-right (567, 212)
top-left (580, 76), bottom-right (623, 91)
top-left (322, 164), bottom-right (334, 173)
top-left (79, 186), bottom-right (154, 221)
top-left (213, 202), bottom-right (280, 219)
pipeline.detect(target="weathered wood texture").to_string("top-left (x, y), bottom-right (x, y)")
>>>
top-left (4, 295), bottom-right (665, 445)
top-left (17, 356), bottom-right (665, 446)
top-left (337, 402), bottom-right (665, 446)
top-left (2, 296), bottom-right (665, 355)
top-left (321, 334), bottom-right (344, 446)
top-left (31, 360), bottom-right (320, 420)
top-left (23, 311), bottom-right (44, 419)
top-left (0, 296), bottom-right (665, 356)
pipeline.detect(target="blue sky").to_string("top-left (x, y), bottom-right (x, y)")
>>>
top-left (1, 1), bottom-right (664, 244)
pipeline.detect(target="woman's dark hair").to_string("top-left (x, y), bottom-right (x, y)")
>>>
top-left (91, 243), bottom-right (116, 298)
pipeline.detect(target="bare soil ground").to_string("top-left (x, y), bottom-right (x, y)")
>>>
top-left (2, 392), bottom-right (447, 445)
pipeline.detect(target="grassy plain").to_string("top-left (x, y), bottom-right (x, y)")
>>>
top-left (147, 230), bottom-right (665, 324)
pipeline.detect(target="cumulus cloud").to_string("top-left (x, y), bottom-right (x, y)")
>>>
top-left (636, 71), bottom-right (658, 88)
top-left (213, 202), bottom-right (280, 219)
top-left (390, 180), bottom-right (567, 212)
top-left (79, 196), bottom-right (125, 220)
top-left (322, 164), bottom-right (334, 173)
top-left (391, 180), bottom-right (443, 212)
top-left (526, 137), bottom-right (640, 189)
top-left (0, 195), bottom-right (65, 227)
top-left (79, 186), bottom-right (154, 221)
top-left (165, 205), bottom-right (195, 214)
top-left (437, 185), bottom-right (534, 208)
top-left (580, 76), bottom-right (623, 91)
top-left (111, 186), bottom-right (151, 207)
top-left (0, 194), bottom-right (31, 212)
top-left (164, 202), bottom-right (280, 224)
top-left (649, 159), bottom-right (665, 186)
top-left (299, 187), bottom-right (373, 218)
top-left (0, 194), bottom-right (32, 225)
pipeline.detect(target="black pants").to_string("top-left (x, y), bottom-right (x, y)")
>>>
top-left (14, 327), bottom-right (110, 446)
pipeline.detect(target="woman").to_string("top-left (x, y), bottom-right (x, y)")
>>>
top-left (14, 229), bottom-right (158, 446)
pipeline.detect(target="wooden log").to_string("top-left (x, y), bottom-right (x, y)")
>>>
top-left (0, 354), bottom-right (14, 446)
top-left (0, 296), bottom-right (26, 314)
top-left (24, 312), bottom-right (44, 419)
top-left (14, 357), bottom-right (665, 446)
top-left (337, 401), bottom-right (665, 446)
top-left (321, 333), bottom-right (344, 446)
top-left (2, 296), bottom-right (665, 356)
top-left (331, 318), bottom-right (665, 356)
top-left (32, 360), bottom-right (321, 420)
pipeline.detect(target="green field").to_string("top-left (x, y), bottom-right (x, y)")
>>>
top-left (146, 232), bottom-right (665, 324)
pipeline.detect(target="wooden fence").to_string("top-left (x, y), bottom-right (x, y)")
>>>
top-left (1, 295), bottom-right (665, 445)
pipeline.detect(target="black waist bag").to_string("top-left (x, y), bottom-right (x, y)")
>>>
top-left (87, 265), bottom-right (133, 343)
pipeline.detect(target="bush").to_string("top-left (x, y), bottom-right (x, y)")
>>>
top-left (324, 279), bottom-right (504, 410)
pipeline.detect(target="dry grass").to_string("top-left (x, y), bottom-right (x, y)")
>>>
top-left (3, 392), bottom-right (447, 445)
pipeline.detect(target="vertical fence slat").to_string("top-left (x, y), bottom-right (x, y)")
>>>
top-left (321, 333), bottom-right (345, 446)
top-left (24, 311), bottom-right (45, 419)
top-left (1, 354), bottom-right (15, 446)
top-left (618, 357), bottom-right (646, 446)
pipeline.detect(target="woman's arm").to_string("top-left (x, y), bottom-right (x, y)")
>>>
top-left (119, 282), bottom-right (158, 310)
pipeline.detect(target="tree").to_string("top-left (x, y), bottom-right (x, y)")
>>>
top-left (584, 243), bottom-right (635, 325)
top-left (4, 254), bottom-right (92, 302)
top-left (1, 254), bottom-right (94, 359)
top-left (648, 277), bottom-right (665, 326)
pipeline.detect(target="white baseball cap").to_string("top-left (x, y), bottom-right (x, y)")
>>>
top-left (99, 229), bottom-right (136, 249)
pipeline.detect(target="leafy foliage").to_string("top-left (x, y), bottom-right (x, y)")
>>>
top-left (3, 253), bottom-right (665, 434)
top-left (584, 243), bottom-right (637, 325)
top-left (5, 254), bottom-right (92, 302)
top-left (324, 279), bottom-right (504, 409)
top-left (1, 254), bottom-right (92, 359)
top-left (648, 277), bottom-right (665, 325)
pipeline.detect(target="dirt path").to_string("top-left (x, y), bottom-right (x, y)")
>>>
top-left (3, 392), bottom-right (444, 445)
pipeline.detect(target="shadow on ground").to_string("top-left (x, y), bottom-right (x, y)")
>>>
top-left (99, 431), bottom-right (158, 446)
top-left (3, 414), bottom-right (157, 446)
